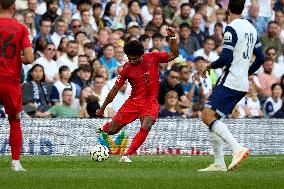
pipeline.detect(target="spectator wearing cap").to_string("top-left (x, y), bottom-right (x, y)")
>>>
top-left (99, 44), bottom-right (118, 79)
top-left (172, 3), bottom-right (192, 27)
top-left (34, 42), bottom-right (59, 83)
top-left (125, 0), bottom-right (143, 29)
top-left (112, 23), bottom-right (126, 39)
top-left (163, 0), bottom-right (180, 24)
top-left (103, 2), bottom-right (117, 28)
top-left (179, 22), bottom-right (200, 57)
top-left (92, 3), bottom-right (105, 30)
top-left (126, 21), bottom-right (141, 39)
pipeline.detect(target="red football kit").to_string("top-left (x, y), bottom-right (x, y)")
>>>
top-left (0, 18), bottom-right (32, 115)
top-left (113, 51), bottom-right (169, 124)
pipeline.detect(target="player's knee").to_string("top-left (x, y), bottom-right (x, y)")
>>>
top-left (201, 109), bottom-right (213, 126)
top-left (8, 113), bottom-right (20, 121)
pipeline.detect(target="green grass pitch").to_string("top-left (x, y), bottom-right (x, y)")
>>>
top-left (0, 155), bottom-right (283, 189)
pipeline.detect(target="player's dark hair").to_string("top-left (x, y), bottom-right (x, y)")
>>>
top-left (124, 40), bottom-right (144, 57)
top-left (228, 0), bottom-right (246, 15)
top-left (0, 0), bottom-right (15, 9)
top-left (27, 64), bottom-right (46, 82)
top-left (59, 65), bottom-right (70, 74)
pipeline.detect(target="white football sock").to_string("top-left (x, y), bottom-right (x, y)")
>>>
top-left (12, 160), bottom-right (20, 166)
top-left (209, 131), bottom-right (226, 167)
top-left (211, 120), bottom-right (243, 153)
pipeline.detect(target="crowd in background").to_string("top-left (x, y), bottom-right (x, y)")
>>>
top-left (0, 0), bottom-right (283, 119)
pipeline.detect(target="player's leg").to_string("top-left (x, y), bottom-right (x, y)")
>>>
top-left (2, 84), bottom-right (26, 171)
top-left (201, 86), bottom-right (249, 171)
top-left (124, 116), bottom-right (152, 156)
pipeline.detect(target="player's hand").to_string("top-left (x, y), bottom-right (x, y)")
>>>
top-left (166, 27), bottom-right (176, 37)
top-left (96, 108), bottom-right (105, 117)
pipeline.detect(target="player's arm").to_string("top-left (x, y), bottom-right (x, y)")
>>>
top-left (35, 111), bottom-right (52, 118)
top-left (248, 37), bottom-right (265, 75)
top-left (167, 27), bottom-right (179, 61)
top-left (22, 47), bottom-right (34, 64)
top-left (96, 85), bottom-right (120, 117)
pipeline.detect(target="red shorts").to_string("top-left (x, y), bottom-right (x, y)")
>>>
top-left (0, 82), bottom-right (22, 116)
top-left (113, 98), bottom-right (159, 125)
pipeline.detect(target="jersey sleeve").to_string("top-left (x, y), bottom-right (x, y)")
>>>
top-left (149, 52), bottom-right (169, 64)
top-left (210, 26), bottom-right (237, 69)
top-left (21, 25), bottom-right (32, 49)
top-left (248, 36), bottom-right (265, 75)
top-left (115, 65), bottom-right (128, 88)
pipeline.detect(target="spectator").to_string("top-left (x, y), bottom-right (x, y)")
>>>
top-left (92, 75), bottom-right (109, 108)
top-left (172, 3), bottom-right (192, 27)
top-left (27, 0), bottom-right (38, 13)
top-left (68, 19), bottom-right (82, 40)
top-left (238, 80), bottom-right (263, 118)
top-left (281, 74), bottom-right (284, 97)
top-left (98, 65), bottom-right (110, 82)
top-left (114, 46), bottom-right (127, 66)
top-left (59, 0), bottom-right (77, 15)
top-left (179, 23), bottom-right (200, 57)
top-left (141, 0), bottom-right (160, 25)
top-left (86, 95), bottom-right (101, 118)
top-left (75, 31), bottom-right (88, 55)
top-left (126, 21), bottom-right (141, 39)
top-left (158, 68), bottom-right (188, 106)
top-left (260, 21), bottom-right (282, 58)
top-left (70, 64), bottom-right (92, 94)
top-left (210, 22), bottom-right (224, 49)
top-left (51, 18), bottom-right (67, 48)
top-left (258, 57), bottom-right (279, 98)
top-left (80, 9), bottom-right (94, 41)
top-left (51, 66), bottom-right (77, 105)
top-left (61, 7), bottom-right (72, 26)
top-left (57, 40), bottom-right (79, 72)
top-left (146, 12), bottom-right (166, 32)
top-left (84, 42), bottom-right (96, 62)
top-left (34, 35), bottom-right (47, 59)
top-left (263, 83), bottom-right (283, 117)
top-left (22, 64), bottom-right (52, 117)
top-left (36, 88), bottom-right (79, 118)
top-left (151, 32), bottom-right (168, 52)
top-left (92, 3), bottom-right (105, 30)
top-left (208, 8), bottom-right (227, 36)
top-left (246, 2), bottom-right (267, 36)
top-left (94, 28), bottom-right (110, 58)
top-left (24, 10), bottom-right (36, 39)
top-left (56, 37), bottom-right (69, 58)
top-left (191, 13), bottom-right (209, 48)
top-left (139, 34), bottom-right (151, 52)
top-left (272, 100), bottom-right (284, 118)
top-left (125, 0), bottom-right (143, 28)
top-left (73, 86), bottom-right (92, 117)
top-left (163, 0), bottom-right (179, 24)
top-left (33, 16), bottom-right (52, 45)
top-left (159, 90), bottom-right (183, 118)
top-left (103, 2), bottom-right (117, 28)
top-left (99, 44), bottom-right (118, 79)
top-left (34, 42), bottom-right (59, 83)
top-left (274, 9), bottom-right (284, 43)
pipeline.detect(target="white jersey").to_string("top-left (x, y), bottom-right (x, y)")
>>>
top-left (218, 18), bottom-right (260, 92)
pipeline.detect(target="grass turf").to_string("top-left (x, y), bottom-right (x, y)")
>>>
top-left (0, 155), bottom-right (283, 189)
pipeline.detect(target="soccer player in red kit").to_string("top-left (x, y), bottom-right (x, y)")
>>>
top-left (0, 0), bottom-right (34, 171)
top-left (96, 27), bottom-right (179, 162)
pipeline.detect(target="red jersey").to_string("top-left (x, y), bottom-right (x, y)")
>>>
top-left (115, 52), bottom-right (168, 106)
top-left (0, 18), bottom-right (32, 83)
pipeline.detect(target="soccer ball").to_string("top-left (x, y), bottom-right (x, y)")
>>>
top-left (90, 144), bottom-right (110, 161)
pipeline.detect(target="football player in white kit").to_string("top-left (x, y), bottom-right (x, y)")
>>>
top-left (199, 0), bottom-right (265, 171)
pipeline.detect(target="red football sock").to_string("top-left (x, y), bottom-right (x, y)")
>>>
top-left (9, 119), bottom-right (22, 160)
top-left (102, 122), bottom-right (111, 133)
top-left (125, 127), bottom-right (149, 156)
